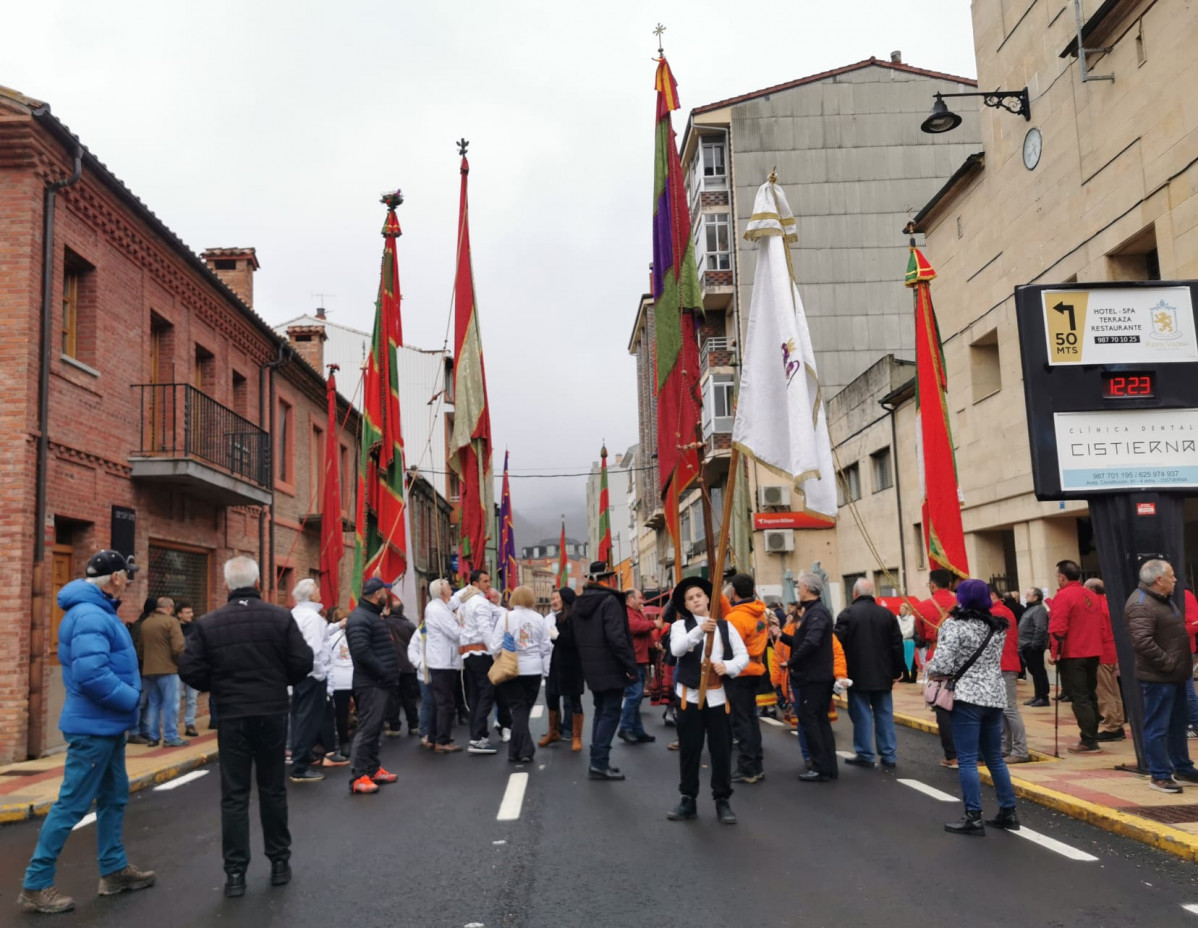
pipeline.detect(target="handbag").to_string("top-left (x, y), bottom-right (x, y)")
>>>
top-left (923, 626), bottom-right (995, 712)
top-left (487, 613), bottom-right (519, 685)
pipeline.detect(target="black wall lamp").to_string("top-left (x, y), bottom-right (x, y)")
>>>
top-left (920, 88), bottom-right (1031, 134)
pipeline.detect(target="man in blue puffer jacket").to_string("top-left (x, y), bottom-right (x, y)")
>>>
top-left (18, 550), bottom-right (157, 915)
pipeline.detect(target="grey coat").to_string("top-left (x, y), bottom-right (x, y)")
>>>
top-left (1018, 602), bottom-right (1049, 651)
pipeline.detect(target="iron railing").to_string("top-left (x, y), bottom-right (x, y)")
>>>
top-left (700, 336), bottom-right (737, 372)
top-left (133, 383), bottom-right (270, 488)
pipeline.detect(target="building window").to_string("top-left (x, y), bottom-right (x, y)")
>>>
top-left (275, 566), bottom-right (294, 606)
top-left (970, 329), bottom-right (1001, 402)
top-left (61, 249), bottom-right (95, 363)
top-left (232, 370), bottom-right (248, 418)
top-left (703, 373), bottom-right (735, 436)
top-left (705, 213), bottom-right (731, 271)
top-left (871, 447), bottom-right (893, 492)
top-left (276, 398), bottom-right (294, 486)
top-left (194, 344), bottom-right (215, 394)
top-left (1107, 226), bottom-right (1159, 281)
top-left (914, 523), bottom-right (926, 568)
top-left (147, 543), bottom-right (211, 616)
top-left (874, 569), bottom-right (899, 598)
top-left (836, 463), bottom-right (861, 507)
top-left (702, 138), bottom-right (726, 179)
top-left (310, 425), bottom-right (324, 510)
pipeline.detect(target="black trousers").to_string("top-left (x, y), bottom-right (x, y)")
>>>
top-left (386, 674), bottom-right (421, 732)
top-left (464, 655), bottom-right (498, 741)
top-left (797, 681), bottom-right (838, 778)
top-left (1059, 655), bottom-right (1101, 746)
top-left (934, 705), bottom-right (956, 760)
top-left (499, 674), bottom-right (542, 761)
top-left (727, 675), bottom-right (764, 776)
top-left (429, 669), bottom-right (458, 745)
top-left (677, 699), bottom-right (733, 800)
top-left (217, 714), bottom-right (290, 874)
top-left (1021, 646), bottom-right (1050, 700)
top-left (349, 686), bottom-right (387, 780)
top-left (332, 689), bottom-right (352, 752)
top-left (288, 677), bottom-right (327, 776)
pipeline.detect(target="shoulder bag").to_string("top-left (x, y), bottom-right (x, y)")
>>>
top-left (488, 613), bottom-right (520, 685)
top-left (923, 625), bottom-right (995, 712)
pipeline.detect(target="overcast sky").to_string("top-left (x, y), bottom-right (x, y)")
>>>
top-left (7, 0), bottom-right (977, 543)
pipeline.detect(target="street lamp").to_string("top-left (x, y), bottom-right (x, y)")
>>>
top-left (920, 88), bottom-right (1031, 134)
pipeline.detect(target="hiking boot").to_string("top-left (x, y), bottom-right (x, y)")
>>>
top-left (351, 775), bottom-right (380, 794)
top-left (371, 767), bottom-right (398, 784)
top-left (666, 795), bottom-right (697, 820)
top-left (944, 812), bottom-right (985, 836)
top-left (18, 887), bottom-right (75, 914)
top-left (715, 800), bottom-right (738, 824)
top-left (270, 860), bottom-right (291, 886)
top-left (985, 807), bottom-right (1021, 830)
top-left (224, 872), bottom-right (246, 898)
top-left (97, 864), bottom-right (156, 896)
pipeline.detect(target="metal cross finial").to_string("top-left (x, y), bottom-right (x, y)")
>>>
top-left (653, 22), bottom-right (666, 55)
top-left (457, 138), bottom-right (469, 157)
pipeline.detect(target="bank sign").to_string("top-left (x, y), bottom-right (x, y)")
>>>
top-left (1054, 408), bottom-right (1198, 491)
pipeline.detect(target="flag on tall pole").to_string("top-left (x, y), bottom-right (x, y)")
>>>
top-left (556, 518), bottom-right (568, 589)
top-left (597, 444), bottom-right (613, 567)
top-left (449, 140), bottom-right (494, 582)
top-left (651, 46), bottom-right (703, 582)
top-left (908, 247), bottom-right (969, 579)
top-left (352, 190), bottom-right (408, 600)
top-left (498, 450), bottom-right (516, 598)
top-left (731, 176), bottom-right (836, 519)
top-left (319, 365), bottom-right (345, 609)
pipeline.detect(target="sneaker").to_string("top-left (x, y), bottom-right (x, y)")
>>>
top-left (939, 758), bottom-right (958, 769)
top-left (385, 728), bottom-right (403, 738)
top-left (371, 767), bottom-right (398, 784)
top-left (1151, 778), bottom-right (1184, 794)
top-left (500, 727), bottom-right (512, 743)
top-left (18, 887), bottom-right (75, 914)
top-left (321, 753), bottom-right (350, 767)
top-left (351, 775), bottom-right (379, 794)
top-left (468, 739), bottom-right (498, 755)
top-left (97, 864), bottom-right (156, 896)
top-left (184, 726), bottom-right (200, 738)
top-left (632, 732), bottom-right (656, 743)
top-left (667, 740), bottom-right (679, 751)
top-left (144, 740), bottom-right (160, 748)
top-left (1172, 767), bottom-right (1198, 784)
top-left (1067, 742), bottom-right (1102, 754)
top-left (1003, 754), bottom-right (1033, 764)
top-left (1188, 728), bottom-right (1198, 741)
top-left (435, 742), bottom-right (463, 754)
top-left (843, 755), bottom-right (875, 768)
top-left (732, 771), bottom-right (762, 784)
top-left (1095, 730), bottom-right (1126, 742)
top-left (162, 738), bottom-right (190, 748)
top-left (289, 769), bottom-right (325, 782)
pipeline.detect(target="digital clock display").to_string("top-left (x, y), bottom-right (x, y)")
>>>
top-left (1102, 372), bottom-right (1155, 398)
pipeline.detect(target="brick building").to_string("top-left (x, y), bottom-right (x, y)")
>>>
top-left (0, 86), bottom-right (357, 761)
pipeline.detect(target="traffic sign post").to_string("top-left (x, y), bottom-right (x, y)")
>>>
top-left (1016, 280), bottom-right (1198, 772)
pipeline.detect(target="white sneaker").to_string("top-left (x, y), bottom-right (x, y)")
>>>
top-left (500, 727), bottom-right (512, 743)
top-left (468, 739), bottom-right (497, 755)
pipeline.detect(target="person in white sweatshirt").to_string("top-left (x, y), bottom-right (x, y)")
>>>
top-left (423, 579), bottom-right (463, 752)
top-left (488, 586), bottom-right (553, 763)
top-left (323, 608), bottom-right (353, 765)
top-left (289, 579), bottom-right (333, 782)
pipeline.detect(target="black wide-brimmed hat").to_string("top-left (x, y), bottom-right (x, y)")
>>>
top-left (671, 576), bottom-right (713, 617)
top-left (588, 560), bottom-right (616, 579)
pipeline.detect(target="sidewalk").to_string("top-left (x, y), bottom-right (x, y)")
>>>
top-left (870, 678), bottom-right (1198, 861)
top-left (0, 730), bottom-right (219, 825)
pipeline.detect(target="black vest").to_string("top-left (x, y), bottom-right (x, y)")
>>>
top-left (675, 616), bottom-right (732, 689)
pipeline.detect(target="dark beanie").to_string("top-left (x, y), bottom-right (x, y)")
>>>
top-left (557, 588), bottom-right (577, 606)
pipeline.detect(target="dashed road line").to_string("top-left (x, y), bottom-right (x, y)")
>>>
top-left (1181, 903), bottom-right (1198, 915)
top-left (153, 769), bottom-right (209, 791)
top-left (497, 772), bottom-right (529, 821)
top-left (72, 812), bottom-right (97, 831)
top-left (530, 705), bottom-right (544, 719)
top-left (897, 778), bottom-right (958, 802)
top-left (1012, 826), bottom-right (1098, 862)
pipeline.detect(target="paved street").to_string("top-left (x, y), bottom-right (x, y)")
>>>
top-left (2, 696), bottom-right (1197, 928)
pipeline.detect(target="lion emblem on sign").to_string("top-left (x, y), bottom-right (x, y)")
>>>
top-left (1149, 299), bottom-right (1181, 340)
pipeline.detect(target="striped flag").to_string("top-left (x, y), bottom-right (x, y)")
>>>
top-left (597, 444), bottom-right (612, 567)
top-left (556, 519), bottom-right (568, 589)
top-left (352, 191), bottom-right (408, 599)
top-left (319, 367), bottom-right (345, 609)
top-left (498, 451), bottom-right (516, 597)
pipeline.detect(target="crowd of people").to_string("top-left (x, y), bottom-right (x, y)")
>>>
top-left (17, 548), bottom-right (1198, 913)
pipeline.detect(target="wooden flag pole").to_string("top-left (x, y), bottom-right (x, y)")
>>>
top-left (697, 446), bottom-right (741, 709)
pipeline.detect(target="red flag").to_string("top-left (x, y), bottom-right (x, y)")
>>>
top-left (597, 444), bottom-right (612, 567)
top-left (557, 519), bottom-right (568, 589)
top-left (320, 367), bottom-right (344, 609)
top-left (908, 248), bottom-right (969, 578)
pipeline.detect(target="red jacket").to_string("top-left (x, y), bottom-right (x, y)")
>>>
top-left (992, 601), bottom-right (1021, 672)
top-left (915, 589), bottom-right (955, 656)
top-left (1186, 589), bottom-right (1198, 655)
top-left (1048, 581), bottom-right (1105, 659)
top-left (626, 606), bottom-right (654, 665)
top-left (1096, 594), bottom-right (1118, 665)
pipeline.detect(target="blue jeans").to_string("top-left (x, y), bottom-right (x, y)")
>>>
top-left (143, 674), bottom-right (180, 742)
top-left (848, 689), bottom-right (897, 763)
top-left (129, 686), bottom-right (148, 738)
top-left (183, 685), bottom-right (199, 728)
top-left (590, 688), bottom-right (624, 770)
top-left (1186, 677), bottom-right (1198, 731)
top-left (1141, 681), bottom-right (1197, 781)
top-left (797, 721), bottom-right (811, 762)
top-left (24, 734), bottom-right (129, 889)
top-left (619, 666), bottom-right (647, 736)
top-left (950, 701), bottom-right (1016, 813)
top-left (418, 678), bottom-right (434, 737)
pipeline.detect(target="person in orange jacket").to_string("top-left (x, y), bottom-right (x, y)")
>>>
top-left (772, 607), bottom-right (846, 730)
top-left (1048, 560), bottom-right (1106, 753)
top-left (725, 574), bottom-right (769, 784)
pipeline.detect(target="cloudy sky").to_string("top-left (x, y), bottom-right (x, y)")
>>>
top-left (6, 0), bottom-right (976, 542)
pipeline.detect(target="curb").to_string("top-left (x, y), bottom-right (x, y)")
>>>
top-left (871, 698), bottom-right (1198, 861)
top-left (0, 748), bottom-right (218, 826)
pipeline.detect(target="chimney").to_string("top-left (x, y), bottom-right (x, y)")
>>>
top-left (286, 324), bottom-right (326, 372)
top-left (315, 306), bottom-right (327, 320)
top-left (890, 50), bottom-right (902, 64)
top-left (202, 247), bottom-right (259, 308)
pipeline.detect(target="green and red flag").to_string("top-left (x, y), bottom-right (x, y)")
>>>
top-left (908, 247), bottom-right (969, 579)
top-left (597, 444), bottom-right (613, 567)
top-left (651, 54), bottom-right (703, 583)
top-left (556, 518), bottom-right (568, 589)
top-left (352, 191), bottom-right (408, 600)
top-left (498, 451), bottom-right (516, 597)
top-left (319, 365), bottom-right (345, 609)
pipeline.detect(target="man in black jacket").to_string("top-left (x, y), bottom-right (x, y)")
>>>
top-left (178, 557), bottom-right (312, 899)
top-left (835, 578), bottom-right (904, 769)
top-left (346, 578), bottom-right (401, 794)
top-left (773, 571), bottom-right (837, 782)
top-left (572, 562), bottom-right (637, 780)
top-left (384, 596), bottom-right (420, 737)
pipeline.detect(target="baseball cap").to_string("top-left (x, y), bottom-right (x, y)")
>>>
top-left (362, 577), bottom-right (393, 596)
top-left (86, 550), bottom-right (138, 578)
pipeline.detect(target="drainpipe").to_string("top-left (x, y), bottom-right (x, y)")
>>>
top-left (29, 138), bottom-right (83, 758)
top-left (266, 344), bottom-right (292, 599)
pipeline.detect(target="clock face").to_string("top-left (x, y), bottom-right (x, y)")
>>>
top-left (1023, 127), bottom-right (1043, 170)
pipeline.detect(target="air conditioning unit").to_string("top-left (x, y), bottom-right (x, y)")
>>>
top-left (758, 485), bottom-right (791, 508)
top-left (764, 529), bottom-right (795, 553)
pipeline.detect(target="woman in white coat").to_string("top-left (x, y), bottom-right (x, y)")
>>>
top-left (489, 586), bottom-right (553, 763)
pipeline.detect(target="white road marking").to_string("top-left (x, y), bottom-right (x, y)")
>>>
top-left (897, 778), bottom-right (958, 802)
top-left (761, 716), bottom-right (786, 728)
top-left (1011, 826), bottom-right (1098, 862)
top-left (496, 772), bottom-right (529, 821)
top-left (1181, 903), bottom-right (1198, 915)
top-left (465, 923), bottom-right (486, 927)
top-left (153, 769), bottom-right (209, 791)
top-left (531, 705), bottom-right (544, 719)
top-left (72, 812), bottom-right (96, 831)
top-left (492, 840), bottom-right (506, 846)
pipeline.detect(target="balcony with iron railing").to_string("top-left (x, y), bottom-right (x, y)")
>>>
top-left (129, 383), bottom-right (273, 507)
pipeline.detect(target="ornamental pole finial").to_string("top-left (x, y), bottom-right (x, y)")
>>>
top-left (653, 23), bottom-right (666, 56)
top-left (457, 138), bottom-right (469, 157)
